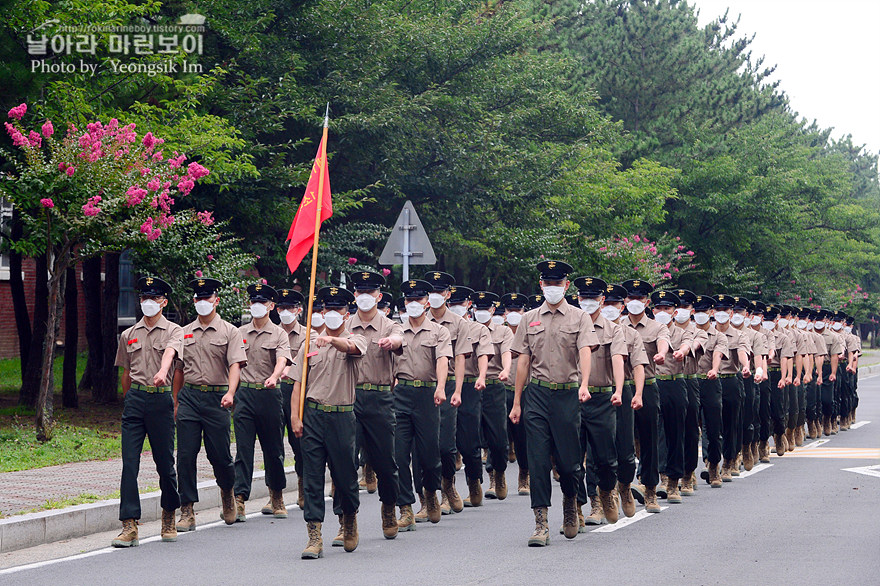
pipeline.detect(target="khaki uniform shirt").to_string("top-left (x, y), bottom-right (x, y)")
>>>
top-left (695, 325), bottom-right (729, 373)
top-left (737, 326), bottom-right (765, 370)
top-left (485, 322), bottom-right (515, 380)
top-left (238, 321), bottom-right (291, 384)
top-left (656, 322), bottom-right (695, 377)
top-left (177, 315), bottom-right (247, 385)
top-left (620, 322), bottom-right (650, 381)
top-left (427, 307), bottom-right (471, 358)
top-left (623, 314), bottom-right (671, 379)
top-left (587, 314), bottom-right (628, 387)
top-left (718, 325), bottom-right (747, 375)
top-left (821, 328), bottom-right (844, 358)
top-left (768, 328), bottom-right (795, 367)
top-left (393, 317), bottom-right (453, 382)
top-left (284, 320), bottom-right (308, 355)
top-left (681, 322), bottom-right (700, 376)
top-left (794, 328), bottom-right (812, 356)
top-left (347, 311), bottom-right (406, 386)
top-left (292, 331), bottom-right (367, 406)
top-left (115, 315), bottom-right (184, 386)
top-left (512, 302), bottom-right (599, 384)
top-left (810, 331), bottom-right (828, 357)
top-left (844, 332), bottom-right (860, 356)
top-left (464, 321), bottom-right (494, 378)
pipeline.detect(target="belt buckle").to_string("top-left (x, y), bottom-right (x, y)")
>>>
top-left (548, 382), bottom-right (559, 390)
top-left (145, 385), bottom-right (157, 392)
top-left (412, 380), bottom-right (423, 388)
top-left (199, 385), bottom-right (209, 392)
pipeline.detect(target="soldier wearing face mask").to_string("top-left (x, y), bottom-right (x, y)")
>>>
top-left (620, 279), bottom-right (670, 514)
top-left (290, 286), bottom-right (367, 558)
top-left (787, 307), bottom-right (814, 448)
top-left (843, 315), bottom-right (861, 428)
top-left (824, 311), bottom-right (847, 435)
top-left (392, 280), bottom-right (453, 531)
top-left (509, 260), bottom-right (599, 546)
top-left (471, 292), bottom-right (514, 502)
top-left (112, 277), bottom-right (183, 548)
top-left (805, 309), bottom-right (828, 440)
top-left (378, 292), bottom-right (393, 318)
top-left (345, 271), bottom-right (405, 540)
top-left (750, 302), bottom-right (775, 462)
top-left (763, 306), bottom-right (794, 457)
top-left (671, 289), bottom-right (700, 495)
top-left (690, 296), bottom-right (727, 487)
top-left (834, 311), bottom-right (856, 433)
top-left (233, 284), bottom-right (292, 521)
top-left (501, 293), bottom-right (530, 495)
top-left (173, 278), bottom-right (247, 531)
top-left (731, 297), bottom-right (767, 470)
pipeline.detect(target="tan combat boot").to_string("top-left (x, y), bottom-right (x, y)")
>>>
top-left (731, 455), bottom-right (741, 476)
top-left (807, 420), bottom-right (816, 439)
top-left (381, 502), bottom-right (399, 539)
top-left (561, 494), bottom-right (579, 538)
top-left (397, 505), bottom-right (416, 532)
top-left (617, 482), bottom-right (636, 517)
top-left (221, 488), bottom-right (236, 525)
top-left (439, 491), bottom-right (452, 516)
top-left (832, 418), bottom-right (840, 434)
top-left (680, 474), bottom-right (695, 497)
top-left (261, 497), bottom-right (274, 515)
top-left (297, 477), bottom-right (305, 509)
top-left (424, 489), bottom-right (441, 523)
top-left (301, 522), bottom-right (323, 559)
top-left (484, 472), bottom-right (497, 499)
top-left (342, 513), bottom-right (359, 552)
top-left (797, 426), bottom-right (805, 445)
top-left (644, 486), bottom-right (661, 513)
top-left (599, 488), bottom-right (620, 523)
top-left (758, 441), bottom-right (771, 463)
top-left (271, 489), bottom-right (288, 519)
top-left (508, 443), bottom-right (516, 463)
top-left (528, 507), bottom-right (549, 547)
top-left (442, 476), bottom-right (464, 512)
top-left (234, 494), bottom-right (246, 522)
top-left (742, 445), bottom-right (754, 471)
top-left (708, 464), bottom-right (722, 488)
top-left (774, 434), bottom-right (786, 457)
top-left (111, 518), bottom-right (139, 548)
top-left (332, 514), bottom-right (345, 547)
top-left (363, 464), bottom-right (377, 494)
top-left (161, 509), bottom-right (177, 542)
top-left (656, 474), bottom-right (669, 499)
top-left (455, 452), bottom-right (463, 471)
top-left (666, 478), bottom-right (682, 504)
top-left (518, 469), bottom-right (530, 495)
top-left (177, 503), bottom-right (196, 532)
top-left (415, 491), bottom-right (429, 522)
top-left (494, 470), bottom-right (508, 500)
top-left (721, 460), bottom-right (733, 483)
top-left (584, 495), bottom-right (606, 525)
top-left (823, 416), bottom-right (831, 436)
top-left (463, 478), bottom-right (483, 507)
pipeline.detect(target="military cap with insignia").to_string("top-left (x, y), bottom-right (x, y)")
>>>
top-left (527, 294), bottom-right (544, 310)
top-left (247, 283), bottom-right (277, 303)
top-left (651, 290), bottom-right (680, 307)
top-left (401, 279), bottom-right (434, 298)
top-left (277, 288), bottom-right (305, 307)
top-left (831, 310), bottom-right (846, 322)
top-left (137, 276), bottom-right (172, 297)
top-left (501, 293), bottom-right (527, 310)
top-left (189, 277), bottom-right (223, 298)
top-left (816, 309), bottom-right (832, 321)
top-left (573, 276), bottom-right (607, 297)
top-left (845, 315), bottom-right (855, 326)
top-left (763, 304), bottom-right (780, 319)
top-left (621, 279), bottom-right (654, 297)
top-left (378, 292), bottom-right (393, 309)
top-left (349, 271), bottom-right (386, 291)
top-left (536, 260), bottom-right (573, 280)
top-left (604, 284), bottom-right (628, 302)
top-left (449, 285), bottom-right (475, 304)
top-left (317, 286), bottom-right (355, 308)
top-left (423, 271), bottom-right (455, 291)
top-left (395, 296), bottom-right (406, 311)
top-left (732, 296), bottom-right (752, 310)
top-left (809, 309), bottom-right (822, 321)
top-left (751, 300), bottom-right (767, 314)
top-left (693, 295), bottom-right (717, 312)
top-left (348, 303), bottom-right (358, 315)
top-left (783, 305), bottom-right (798, 318)
top-left (797, 307), bottom-right (812, 319)
top-left (471, 291), bottom-right (500, 309)
top-left (566, 293), bottom-right (580, 307)
top-left (714, 294), bottom-right (735, 309)
top-left (310, 295), bottom-right (325, 313)
top-left (673, 289), bottom-right (697, 306)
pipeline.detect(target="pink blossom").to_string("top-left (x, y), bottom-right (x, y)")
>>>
top-left (65, 166), bottom-right (75, 177)
top-left (255, 255), bottom-right (260, 259)
top-left (8, 103), bottom-right (26, 120)
top-left (686, 250), bottom-right (694, 256)
top-left (677, 245), bottom-right (685, 251)
top-left (794, 295), bottom-right (801, 301)
top-left (40, 198), bottom-right (54, 208)
top-left (195, 270), bottom-right (203, 278)
top-left (157, 214), bottom-right (175, 228)
top-left (58, 162), bottom-right (67, 170)
top-left (673, 267), bottom-right (679, 272)
top-left (675, 237), bottom-right (680, 241)
top-left (634, 235), bottom-right (641, 243)
top-left (348, 257), bottom-right (357, 265)
top-left (382, 268), bottom-right (391, 277)
top-left (261, 278), bottom-right (267, 284)
top-left (82, 203), bottom-right (100, 216)
top-left (142, 132), bottom-right (156, 151)
top-left (207, 255), bottom-right (214, 261)
top-left (140, 217), bottom-right (154, 234)
top-left (125, 185), bottom-right (147, 206)
top-left (662, 272), bottom-right (672, 279)
top-left (5, 122), bottom-right (27, 147)
top-left (169, 153), bottom-right (186, 169)
top-left (186, 161), bottom-right (210, 179)
top-left (147, 177), bottom-right (161, 191)
top-left (41, 120), bottom-right (54, 138)
top-left (790, 280), bottom-right (796, 285)
top-left (197, 210), bottom-right (214, 226)
top-left (598, 247), bottom-right (607, 252)
top-left (27, 130), bottom-right (41, 148)
top-left (177, 177), bottom-right (195, 195)
top-left (152, 151), bottom-right (163, 161)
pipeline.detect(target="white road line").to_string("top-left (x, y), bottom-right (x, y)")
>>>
top-left (849, 421), bottom-right (871, 429)
top-left (801, 439), bottom-right (831, 449)
top-left (842, 465), bottom-right (880, 479)
top-left (733, 463), bottom-right (773, 478)
top-left (591, 506), bottom-right (668, 532)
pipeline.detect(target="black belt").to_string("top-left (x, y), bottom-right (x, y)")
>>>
top-left (185, 384), bottom-right (229, 392)
top-left (130, 383), bottom-right (171, 393)
top-left (530, 378), bottom-right (578, 390)
top-left (398, 379), bottom-right (437, 388)
top-left (306, 400), bottom-right (353, 412)
top-left (356, 383), bottom-right (392, 392)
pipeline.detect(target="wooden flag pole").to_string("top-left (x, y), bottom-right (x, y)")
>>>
top-left (298, 103), bottom-right (330, 420)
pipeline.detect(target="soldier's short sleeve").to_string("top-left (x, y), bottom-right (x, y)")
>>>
top-left (830, 335), bottom-right (844, 356)
top-left (656, 321), bottom-right (672, 344)
top-left (475, 323), bottom-right (493, 357)
top-left (276, 328), bottom-right (292, 365)
top-left (436, 325), bottom-right (453, 359)
top-left (781, 334), bottom-right (795, 358)
top-left (512, 314), bottom-right (531, 356)
top-left (115, 329), bottom-right (131, 369)
top-left (610, 323), bottom-right (628, 357)
top-left (692, 328), bottom-right (709, 354)
top-left (226, 324), bottom-right (248, 367)
top-left (576, 311), bottom-right (600, 350)
top-left (628, 332), bottom-right (650, 367)
top-left (291, 344), bottom-right (306, 383)
top-left (166, 323), bottom-right (184, 359)
top-left (389, 321), bottom-right (406, 349)
top-left (500, 327), bottom-right (514, 355)
top-left (715, 330), bottom-right (730, 359)
top-left (349, 333), bottom-right (368, 358)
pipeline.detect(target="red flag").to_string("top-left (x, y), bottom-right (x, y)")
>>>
top-left (286, 132), bottom-right (332, 272)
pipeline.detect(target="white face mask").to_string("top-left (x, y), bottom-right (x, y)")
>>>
top-left (807, 323), bottom-right (814, 331)
top-left (714, 311), bottom-right (730, 324)
top-left (832, 322), bottom-right (843, 331)
top-left (750, 316), bottom-right (761, 326)
top-left (601, 306), bottom-right (621, 322)
top-left (579, 299), bottom-right (600, 314)
top-left (195, 299), bottom-right (215, 316)
top-left (694, 312), bottom-right (710, 325)
top-left (797, 319), bottom-right (807, 330)
top-left (474, 309), bottom-right (492, 324)
top-left (626, 299), bottom-right (646, 315)
top-left (279, 309), bottom-right (298, 324)
top-left (324, 310), bottom-right (345, 330)
top-left (654, 310), bottom-right (672, 325)
top-left (141, 299), bottom-right (161, 317)
top-left (491, 315), bottom-right (504, 325)
top-left (428, 293), bottom-right (446, 309)
top-left (815, 321), bottom-right (825, 330)
top-left (311, 312), bottom-right (325, 328)
top-left (674, 308), bottom-right (691, 324)
top-left (845, 326), bottom-right (852, 334)
top-left (406, 301), bottom-right (426, 318)
top-left (763, 320), bottom-right (776, 330)
top-left (506, 312), bottom-right (523, 326)
top-left (448, 304), bottom-right (468, 317)
top-left (355, 293), bottom-right (377, 311)
top-left (778, 318), bottom-right (789, 328)
top-left (542, 286), bottom-right (566, 305)
top-left (249, 303), bottom-right (268, 319)
top-left (730, 313), bottom-right (745, 326)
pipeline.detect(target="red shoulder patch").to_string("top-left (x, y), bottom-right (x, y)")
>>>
top-left (306, 350), bottom-right (318, 358)
top-left (127, 338), bottom-right (138, 345)
top-left (529, 321), bottom-right (541, 327)
top-left (184, 333), bottom-right (194, 339)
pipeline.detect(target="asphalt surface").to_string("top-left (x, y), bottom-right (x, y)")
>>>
top-left (3, 376), bottom-right (880, 585)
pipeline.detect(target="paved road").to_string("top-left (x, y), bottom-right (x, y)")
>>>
top-left (3, 376), bottom-right (880, 584)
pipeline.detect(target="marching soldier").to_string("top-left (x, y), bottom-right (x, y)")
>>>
top-left (621, 279), bottom-right (669, 514)
top-left (805, 310), bottom-right (826, 439)
top-left (112, 276), bottom-right (183, 548)
top-left (751, 302), bottom-right (775, 461)
top-left (290, 286), bottom-right (367, 559)
top-left (844, 315), bottom-right (861, 427)
top-left (691, 295), bottom-right (727, 487)
top-left (672, 289), bottom-right (700, 495)
top-left (502, 293), bottom-right (530, 495)
top-left (345, 271), bottom-right (406, 540)
top-left (790, 307), bottom-right (814, 447)
top-left (731, 297), bottom-right (767, 469)
top-left (173, 278), bottom-right (247, 530)
top-left (765, 305), bottom-right (794, 457)
top-left (393, 279), bottom-right (453, 530)
top-left (819, 310), bottom-right (844, 436)
top-left (233, 284), bottom-right (292, 521)
top-left (509, 260), bottom-right (598, 546)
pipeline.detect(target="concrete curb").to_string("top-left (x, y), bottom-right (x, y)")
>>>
top-left (0, 467), bottom-right (298, 554)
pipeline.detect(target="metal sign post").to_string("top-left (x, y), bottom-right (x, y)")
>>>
top-left (379, 200), bottom-right (436, 278)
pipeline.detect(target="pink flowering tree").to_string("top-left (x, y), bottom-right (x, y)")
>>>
top-left (578, 232), bottom-right (699, 287)
top-left (1, 104), bottom-right (211, 440)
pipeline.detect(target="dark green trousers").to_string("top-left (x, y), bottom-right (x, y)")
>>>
top-left (177, 385), bottom-right (235, 504)
top-left (577, 391), bottom-right (617, 503)
top-left (683, 377), bottom-right (701, 475)
top-left (658, 378), bottom-right (687, 479)
top-left (394, 383), bottom-right (441, 506)
top-left (769, 369), bottom-right (787, 436)
top-left (506, 387), bottom-right (529, 471)
top-left (119, 388), bottom-right (179, 520)
top-left (301, 405), bottom-right (359, 523)
top-left (353, 387), bottom-right (399, 505)
top-left (742, 376), bottom-right (756, 448)
top-left (457, 381), bottom-right (483, 483)
top-left (820, 363), bottom-right (835, 419)
top-left (588, 383), bottom-right (636, 497)
top-left (720, 376), bottom-right (743, 462)
top-left (481, 382), bottom-right (509, 475)
top-left (233, 386), bottom-right (286, 500)
top-left (524, 382), bottom-right (581, 508)
top-left (634, 381), bottom-right (660, 487)
top-left (699, 377), bottom-right (723, 466)
top-left (758, 379), bottom-right (772, 442)
top-left (279, 382), bottom-right (304, 478)
top-left (439, 379), bottom-right (458, 479)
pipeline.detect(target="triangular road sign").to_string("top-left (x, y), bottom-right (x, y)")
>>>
top-left (379, 200), bottom-right (436, 266)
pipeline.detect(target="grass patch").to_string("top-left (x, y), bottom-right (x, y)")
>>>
top-left (0, 420), bottom-right (134, 473)
top-left (0, 353), bottom-right (91, 395)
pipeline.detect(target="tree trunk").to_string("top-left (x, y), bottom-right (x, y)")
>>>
top-left (78, 256), bottom-right (103, 392)
top-left (20, 254), bottom-right (48, 407)
top-left (94, 252), bottom-right (120, 404)
top-left (9, 210), bottom-right (31, 380)
top-left (62, 265), bottom-right (79, 409)
top-left (35, 245), bottom-right (69, 441)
